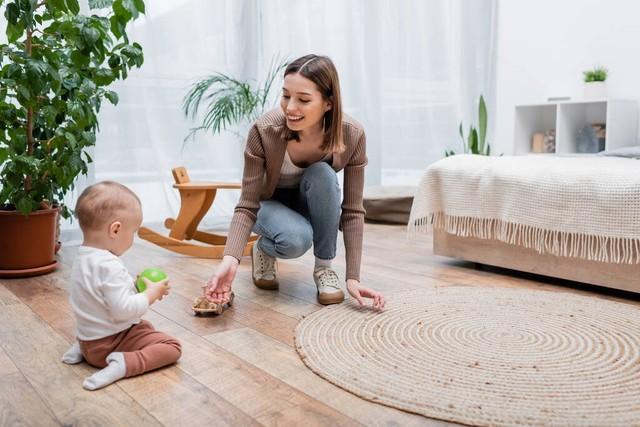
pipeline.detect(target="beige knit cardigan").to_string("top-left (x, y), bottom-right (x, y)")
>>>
top-left (223, 109), bottom-right (368, 281)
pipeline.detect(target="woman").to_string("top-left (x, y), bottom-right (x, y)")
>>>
top-left (205, 54), bottom-right (385, 310)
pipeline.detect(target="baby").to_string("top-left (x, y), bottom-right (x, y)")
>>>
top-left (61, 181), bottom-right (181, 390)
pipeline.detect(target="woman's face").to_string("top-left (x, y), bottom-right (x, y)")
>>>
top-left (280, 72), bottom-right (331, 132)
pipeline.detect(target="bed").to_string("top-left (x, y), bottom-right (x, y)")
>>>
top-left (409, 154), bottom-right (640, 292)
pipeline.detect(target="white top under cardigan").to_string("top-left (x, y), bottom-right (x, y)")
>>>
top-left (277, 150), bottom-right (332, 188)
top-left (277, 150), bottom-right (306, 188)
top-left (69, 246), bottom-right (148, 340)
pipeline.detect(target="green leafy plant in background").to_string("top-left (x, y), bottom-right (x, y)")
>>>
top-left (0, 0), bottom-right (145, 217)
top-left (88, 0), bottom-right (116, 7)
top-left (445, 95), bottom-right (490, 157)
top-left (182, 56), bottom-right (288, 142)
top-left (583, 66), bottom-right (608, 82)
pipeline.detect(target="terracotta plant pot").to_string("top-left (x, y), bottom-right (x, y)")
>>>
top-left (0, 207), bottom-right (59, 277)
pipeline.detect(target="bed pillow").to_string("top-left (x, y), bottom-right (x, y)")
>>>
top-left (598, 145), bottom-right (640, 158)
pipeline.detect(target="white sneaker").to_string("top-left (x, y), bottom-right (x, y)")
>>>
top-left (313, 267), bottom-right (345, 305)
top-left (252, 240), bottom-right (279, 290)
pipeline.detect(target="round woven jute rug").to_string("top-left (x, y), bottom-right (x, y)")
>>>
top-left (295, 287), bottom-right (640, 426)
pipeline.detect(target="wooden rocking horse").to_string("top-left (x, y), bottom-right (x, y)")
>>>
top-left (138, 167), bottom-right (256, 258)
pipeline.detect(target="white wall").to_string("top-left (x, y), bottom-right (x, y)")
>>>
top-left (494, 0), bottom-right (640, 155)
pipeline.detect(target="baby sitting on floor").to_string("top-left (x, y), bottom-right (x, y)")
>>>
top-left (61, 181), bottom-right (181, 390)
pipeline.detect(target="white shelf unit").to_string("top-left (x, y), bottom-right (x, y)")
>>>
top-left (514, 99), bottom-right (638, 154)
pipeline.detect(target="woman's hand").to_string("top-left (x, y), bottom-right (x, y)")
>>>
top-left (346, 279), bottom-right (386, 310)
top-left (205, 256), bottom-right (239, 304)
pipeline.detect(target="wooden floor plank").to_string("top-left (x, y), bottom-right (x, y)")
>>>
top-left (4, 222), bottom-right (636, 427)
top-left (181, 259), bottom-right (320, 320)
top-left (2, 272), bottom-right (261, 427)
top-left (2, 275), bottom-right (77, 342)
top-left (143, 310), bottom-right (362, 427)
top-left (127, 244), bottom-right (320, 320)
top-left (122, 249), bottom-right (301, 346)
top-left (209, 327), bottom-right (456, 427)
top-left (0, 348), bottom-right (60, 427)
top-left (0, 285), bottom-right (160, 427)
top-left (117, 365), bottom-right (260, 427)
top-left (34, 251), bottom-right (360, 426)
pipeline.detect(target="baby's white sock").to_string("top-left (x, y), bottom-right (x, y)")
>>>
top-left (61, 341), bottom-right (83, 364)
top-left (83, 352), bottom-right (127, 391)
top-left (314, 257), bottom-right (333, 270)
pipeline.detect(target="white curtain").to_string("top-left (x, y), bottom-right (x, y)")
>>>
top-left (259, 0), bottom-right (498, 184)
top-left (56, 0), bottom-right (498, 241)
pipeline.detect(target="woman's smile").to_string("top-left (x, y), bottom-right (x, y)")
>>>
top-left (286, 114), bottom-right (304, 122)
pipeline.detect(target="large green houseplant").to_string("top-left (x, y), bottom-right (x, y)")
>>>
top-left (0, 0), bottom-right (145, 276)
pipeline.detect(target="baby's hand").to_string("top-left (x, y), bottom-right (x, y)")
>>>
top-left (142, 277), bottom-right (170, 305)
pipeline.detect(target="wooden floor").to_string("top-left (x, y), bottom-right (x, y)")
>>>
top-left (1, 223), bottom-right (639, 426)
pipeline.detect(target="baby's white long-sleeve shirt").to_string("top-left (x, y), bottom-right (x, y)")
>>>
top-left (70, 246), bottom-right (149, 340)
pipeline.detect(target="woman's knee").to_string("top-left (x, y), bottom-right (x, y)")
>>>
top-left (303, 162), bottom-right (337, 183)
top-left (274, 228), bottom-right (313, 258)
top-left (301, 162), bottom-right (339, 194)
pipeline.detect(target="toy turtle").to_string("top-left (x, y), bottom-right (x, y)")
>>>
top-left (192, 292), bottom-right (234, 316)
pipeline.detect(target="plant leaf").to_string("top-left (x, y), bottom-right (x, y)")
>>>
top-left (104, 90), bottom-right (118, 105)
top-left (82, 26), bottom-right (100, 46)
top-left (89, 0), bottom-right (114, 8)
top-left (478, 95), bottom-right (487, 154)
top-left (6, 22), bottom-right (25, 43)
top-left (48, 0), bottom-right (68, 12)
top-left (133, 0), bottom-right (145, 14)
top-left (0, 147), bottom-right (8, 163)
top-left (0, 0), bottom-right (145, 214)
top-left (5, 3), bottom-right (20, 24)
top-left (65, 0), bottom-right (80, 15)
top-left (109, 15), bottom-right (123, 39)
top-left (16, 197), bottom-right (34, 214)
top-left (113, 0), bottom-right (135, 21)
top-left (182, 56), bottom-right (287, 141)
top-left (469, 128), bottom-right (478, 154)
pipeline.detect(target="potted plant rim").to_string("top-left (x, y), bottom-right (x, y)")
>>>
top-left (0, 0), bottom-right (145, 277)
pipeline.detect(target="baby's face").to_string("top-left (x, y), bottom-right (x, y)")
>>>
top-left (111, 204), bottom-right (143, 256)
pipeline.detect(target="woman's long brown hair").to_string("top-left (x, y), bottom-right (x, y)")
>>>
top-left (282, 54), bottom-right (345, 153)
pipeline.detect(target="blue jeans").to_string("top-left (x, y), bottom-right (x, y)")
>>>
top-left (253, 162), bottom-right (341, 260)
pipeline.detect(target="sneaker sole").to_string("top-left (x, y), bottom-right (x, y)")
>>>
top-left (253, 278), bottom-right (279, 290)
top-left (251, 245), bottom-right (279, 290)
top-left (317, 290), bottom-right (345, 305)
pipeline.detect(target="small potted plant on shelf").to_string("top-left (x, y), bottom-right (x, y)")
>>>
top-left (0, 0), bottom-right (145, 277)
top-left (583, 65), bottom-right (608, 100)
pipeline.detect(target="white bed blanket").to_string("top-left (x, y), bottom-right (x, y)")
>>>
top-left (409, 155), bottom-right (640, 264)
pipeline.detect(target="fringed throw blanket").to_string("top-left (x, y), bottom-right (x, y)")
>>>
top-left (409, 154), bottom-right (640, 264)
